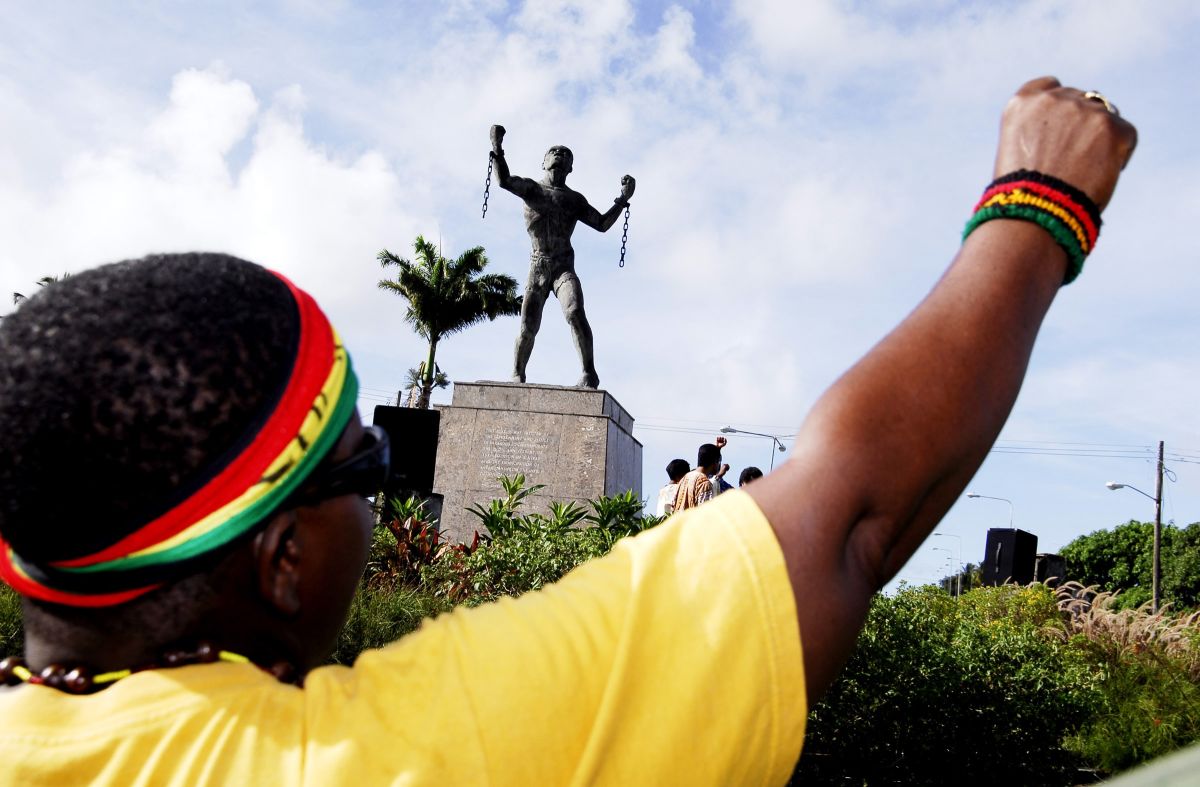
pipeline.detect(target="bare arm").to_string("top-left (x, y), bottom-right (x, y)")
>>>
top-left (579, 175), bottom-right (635, 232)
top-left (744, 77), bottom-right (1137, 704)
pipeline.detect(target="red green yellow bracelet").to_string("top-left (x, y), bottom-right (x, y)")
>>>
top-left (962, 170), bottom-right (1102, 285)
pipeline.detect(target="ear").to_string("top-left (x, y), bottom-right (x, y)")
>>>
top-left (254, 511), bottom-right (303, 617)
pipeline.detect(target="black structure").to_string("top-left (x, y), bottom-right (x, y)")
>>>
top-left (1034, 553), bottom-right (1067, 586)
top-left (982, 528), bottom-right (1038, 585)
top-left (372, 406), bottom-right (440, 501)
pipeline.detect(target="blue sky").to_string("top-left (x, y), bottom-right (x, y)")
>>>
top-left (4, 0), bottom-right (1200, 589)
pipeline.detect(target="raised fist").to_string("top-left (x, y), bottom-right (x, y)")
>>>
top-left (620, 175), bottom-right (636, 202)
top-left (490, 125), bottom-right (506, 152)
top-left (994, 77), bottom-right (1136, 212)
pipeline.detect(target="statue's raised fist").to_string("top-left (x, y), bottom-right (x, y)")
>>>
top-left (620, 175), bottom-right (636, 202)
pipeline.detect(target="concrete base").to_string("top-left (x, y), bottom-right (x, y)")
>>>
top-left (433, 381), bottom-right (643, 542)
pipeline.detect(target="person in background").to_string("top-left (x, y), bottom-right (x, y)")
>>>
top-left (739, 467), bottom-right (764, 487)
top-left (673, 442), bottom-right (722, 511)
top-left (709, 436), bottom-right (734, 495)
top-left (655, 459), bottom-right (691, 516)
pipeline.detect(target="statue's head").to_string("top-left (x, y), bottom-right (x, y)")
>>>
top-left (543, 146), bottom-right (573, 174)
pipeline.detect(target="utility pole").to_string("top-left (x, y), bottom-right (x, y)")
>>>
top-left (1153, 440), bottom-right (1164, 614)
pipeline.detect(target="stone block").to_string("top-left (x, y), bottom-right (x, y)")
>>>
top-left (433, 381), bottom-right (642, 542)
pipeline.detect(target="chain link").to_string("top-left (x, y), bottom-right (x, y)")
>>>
top-left (618, 206), bottom-right (630, 268)
top-left (481, 156), bottom-right (493, 219)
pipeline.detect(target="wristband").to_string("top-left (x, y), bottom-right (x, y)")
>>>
top-left (962, 170), bottom-right (1102, 285)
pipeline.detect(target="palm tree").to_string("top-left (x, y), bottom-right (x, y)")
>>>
top-left (378, 236), bottom-right (520, 408)
top-left (402, 363), bottom-right (449, 407)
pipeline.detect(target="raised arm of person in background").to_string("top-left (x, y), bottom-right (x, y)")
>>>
top-left (745, 77), bottom-right (1137, 704)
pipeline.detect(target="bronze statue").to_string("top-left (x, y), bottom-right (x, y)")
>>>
top-left (489, 125), bottom-right (635, 389)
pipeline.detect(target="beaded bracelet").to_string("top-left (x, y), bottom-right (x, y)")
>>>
top-left (962, 170), bottom-right (1102, 285)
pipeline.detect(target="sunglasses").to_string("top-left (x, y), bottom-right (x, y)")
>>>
top-left (286, 425), bottom-right (391, 507)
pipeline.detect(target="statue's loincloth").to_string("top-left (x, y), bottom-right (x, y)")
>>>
top-left (526, 251), bottom-right (579, 296)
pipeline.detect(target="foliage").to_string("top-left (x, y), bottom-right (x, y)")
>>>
top-left (465, 474), bottom-right (547, 539)
top-left (939, 561), bottom-right (983, 595)
top-left (1052, 582), bottom-right (1200, 772)
top-left (794, 580), bottom-right (1200, 783)
top-left (401, 362), bottom-right (449, 407)
top-left (405, 363), bottom-right (449, 391)
top-left (363, 495), bottom-right (447, 588)
top-left (547, 500), bottom-right (587, 529)
top-left (329, 584), bottom-right (449, 666)
top-left (796, 584), bottom-right (1102, 785)
top-left (378, 236), bottom-right (520, 408)
top-left (428, 476), bottom-right (662, 604)
top-left (1062, 520), bottom-right (1155, 608)
top-left (0, 584), bottom-right (21, 659)
top-left (1061, 520), bottom-right (1200, 610)
top-left (422, 526), bottom-right (615, 604)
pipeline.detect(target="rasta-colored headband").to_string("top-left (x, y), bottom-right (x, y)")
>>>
top-left (0, 271), bottom-right (359, 607)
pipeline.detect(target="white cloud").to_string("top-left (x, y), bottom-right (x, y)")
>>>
top-left (638, 5), bottom-right (702, 84)
top-left (0, 65), bottom-right (431, 381)
top-left (146, 66), bottom-right (259, 177)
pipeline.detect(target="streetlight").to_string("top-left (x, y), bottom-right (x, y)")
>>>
top-left (965, 492), bottom-right (1014, 528)
top-left (720, 426), bottom-right (787, 471)
top-left (932, 547), bottom-right (955, 588)
top-left (1107, 468), bottom-right (1164, 614)
top-left (935, 533), bottom-right (963, 597)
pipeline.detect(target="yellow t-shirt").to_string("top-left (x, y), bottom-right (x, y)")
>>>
top-left (0, 491), bottom-right (806, 785)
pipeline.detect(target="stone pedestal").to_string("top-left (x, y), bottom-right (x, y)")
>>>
top-left (433, 381), bottom-right (642, 542)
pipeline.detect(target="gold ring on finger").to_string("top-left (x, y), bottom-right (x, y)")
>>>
top-left (1083, 90), bottom-right (1119, 117)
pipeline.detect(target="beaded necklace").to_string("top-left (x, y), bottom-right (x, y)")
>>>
top-left (0, 642), bottom-right (297, 694)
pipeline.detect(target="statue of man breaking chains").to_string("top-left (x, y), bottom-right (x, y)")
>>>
top-left (489, 125), bottom-right (635, 389)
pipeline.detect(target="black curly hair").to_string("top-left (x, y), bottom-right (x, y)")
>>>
top-left (0, 253), bottom-right (299, 565)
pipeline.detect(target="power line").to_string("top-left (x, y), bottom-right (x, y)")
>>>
top-left (355, 377), bottom-right (1196, 471)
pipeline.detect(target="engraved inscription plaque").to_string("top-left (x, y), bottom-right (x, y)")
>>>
top-left (478, 428), bottom-right (557, 483)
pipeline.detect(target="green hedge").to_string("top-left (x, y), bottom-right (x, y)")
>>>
top-left (796, 584), bottom-right (1100, 785)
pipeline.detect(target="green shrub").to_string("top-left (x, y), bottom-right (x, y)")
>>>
top-left (429, 476), bottom-right (662, 604)
top-left (1061, 521), bottom-right (1200, 611)
top-left (421, 526), bottom-right (614, 604)
top-left (795, 585), bottom-right (1101, 785)
top-left (329, 584), bottom-right (450, 666)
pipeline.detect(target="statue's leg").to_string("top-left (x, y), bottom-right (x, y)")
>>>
top-left (513, 274), bottom-right (549, 383)
top-left (554, 272), bottom-right (598, 388)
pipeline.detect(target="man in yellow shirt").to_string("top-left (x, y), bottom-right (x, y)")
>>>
top-left (0, 78), bottom-right (1135, 785)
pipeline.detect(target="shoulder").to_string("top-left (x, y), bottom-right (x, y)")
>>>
top-left (505, 175), bottom-right (542, 197)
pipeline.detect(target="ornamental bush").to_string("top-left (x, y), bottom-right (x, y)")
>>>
top-left (419, 477), bottom-right (663, 605)
top-left (794, 584), bottom-right (1102, 785)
